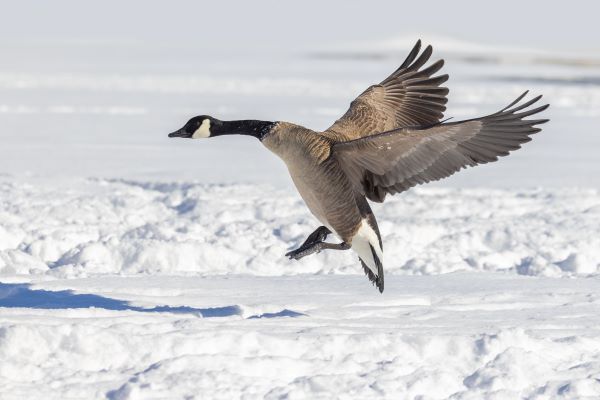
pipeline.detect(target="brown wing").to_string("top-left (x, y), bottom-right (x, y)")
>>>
top-left (332, 92), bottom-right (550, 202)
top-left (325, 40), bottom-right (449, 141)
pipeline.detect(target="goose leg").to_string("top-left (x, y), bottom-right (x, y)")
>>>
top-left (286, 226), bottom-right (350, 260)
top-left (286, 241), bottom-right (351, 260)
top-left (285, 226), bottom-right (331, 259)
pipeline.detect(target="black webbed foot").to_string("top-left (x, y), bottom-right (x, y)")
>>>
top-left (286, 240), bottom-right (351, 260)
top-left (285, 226), bottom-right (331, 260)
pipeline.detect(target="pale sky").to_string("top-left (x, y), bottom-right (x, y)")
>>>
top-left (1, 1), bottom-right (598, 54)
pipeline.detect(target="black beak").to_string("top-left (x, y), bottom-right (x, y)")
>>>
top-left (168, 128), bottom-right (190, 138)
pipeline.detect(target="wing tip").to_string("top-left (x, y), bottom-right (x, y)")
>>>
top-left (500, 90), bottom-right (529, 112)
top-left (499, 91), bottom-right (550, 119)
top-left (400, 40), bottom-right (423, 69)
top-left (536, 103), bottom-right (550, 113)
top-left (536, 118), bottom-right (550, 125)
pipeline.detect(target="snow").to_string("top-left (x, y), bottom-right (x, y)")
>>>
top-left (2, 274), bottom-right (600, 399)
top-left (1, 178), bottom-right (599, 279)
top-left (1, 178), bottom-right (600, 398)
top-left (2, 11), bottom-right (600, 398)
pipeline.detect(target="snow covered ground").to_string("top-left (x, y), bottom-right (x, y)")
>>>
top-left (1, 179), bottom-right (600, 398)
top-left (2, 6), bottom-right (600, 397)
top-left (1, 178), bottom-right (599, 279)
top-left (2, 274), bottom-right (600, 399)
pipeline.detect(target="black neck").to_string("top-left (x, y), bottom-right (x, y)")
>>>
top-left (212, 119), bottom-right (275, 140)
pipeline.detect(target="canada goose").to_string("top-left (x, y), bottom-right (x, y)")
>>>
top-left (168, 40), bottom-right (549, 293)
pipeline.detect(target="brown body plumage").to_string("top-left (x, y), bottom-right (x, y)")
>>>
top-left (262, 123), bottom-right (362, 241)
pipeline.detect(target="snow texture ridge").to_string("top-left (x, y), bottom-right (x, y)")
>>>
top-left (1, 177), bottom-right (599, 279)
top-left (1, 275), bottom-right (600, 399)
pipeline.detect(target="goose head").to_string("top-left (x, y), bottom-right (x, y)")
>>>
top-left (168, 115), bottom-right (220, 139)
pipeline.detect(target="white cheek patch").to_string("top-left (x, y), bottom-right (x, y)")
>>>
top-left (192, 119), bottom-right (211, 139)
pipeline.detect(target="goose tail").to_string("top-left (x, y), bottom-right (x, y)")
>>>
top-left (352, 217), bottom-right (384, 293)
top-left (359, 245), bottom-right (384, 293)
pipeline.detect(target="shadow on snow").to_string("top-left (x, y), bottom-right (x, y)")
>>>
top-left (0, 283), bottom-right (304, 319)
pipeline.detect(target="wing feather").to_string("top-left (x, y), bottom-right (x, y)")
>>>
top-left (325, 40), bottom-right (449, 140)
top-left (332, 93), bottom-right (550, 202)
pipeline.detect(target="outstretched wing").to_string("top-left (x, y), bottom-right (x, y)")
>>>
top-left (332, 92), bottom-right (550, 202)
top-left (325, 40), bottom-right (449, 141)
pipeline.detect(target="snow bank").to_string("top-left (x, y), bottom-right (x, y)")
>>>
top-left (1, 177), bottom-right (598, 279)
top-left (1, 274), bottom-right (600, 399)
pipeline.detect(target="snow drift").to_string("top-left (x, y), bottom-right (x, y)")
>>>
top-left (1, 177), bottom-right (598, 279)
